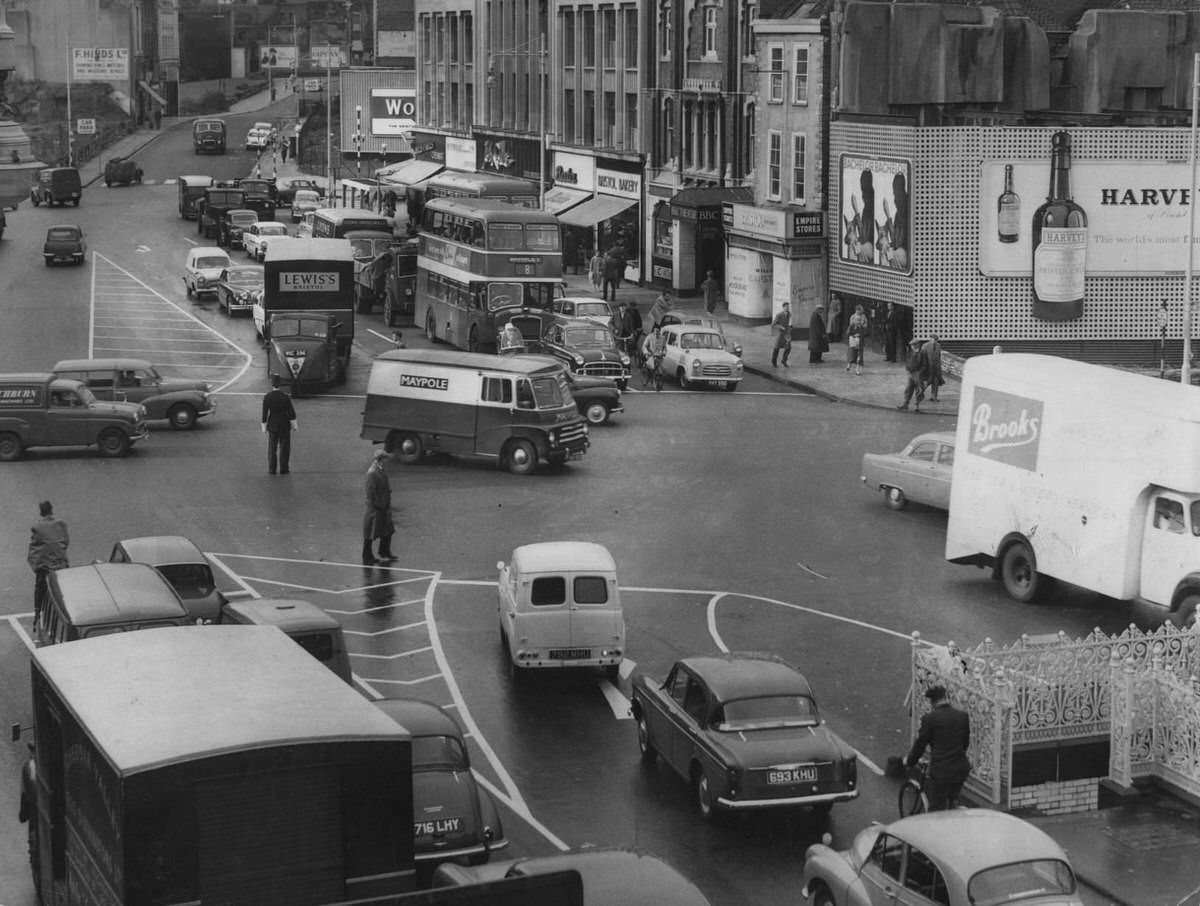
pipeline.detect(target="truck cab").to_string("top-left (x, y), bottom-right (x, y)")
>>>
top-left (266, 312), bottom-right (349, 392)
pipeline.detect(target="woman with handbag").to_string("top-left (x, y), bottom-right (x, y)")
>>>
top-left (846, 304), bottom-right (869, 375)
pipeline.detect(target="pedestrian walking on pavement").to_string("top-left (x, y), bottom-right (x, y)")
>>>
top-left (898, 338), bottom-right (928, 411)
top-left (808, 305), bottom-right (828, 364)
top-left (903, 685), bottom-right (971, 811)
top-left (701, 270), bottom-right (721, 314)
top-left (28, 500), bottom-right (69, 631)
top-left (589, 250), bottom-right (604, 292)
top-left (363, 449), bottom-right (397, 565)
top-left (883, 302), bottom-right (900, 362)
top-left (846, 304), bottom-right (869, 375)
top-left (771, 302), bottom-right (792, 367)
top-left (922, 334), bottom-right (944, 402)
top-left (261, 373), bottom-right (297, 474)
top-left (602, 248), bottom-right (624, 302)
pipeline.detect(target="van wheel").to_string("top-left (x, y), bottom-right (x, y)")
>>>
top-left (97, 429), bottom-right (130, 458)
top-left (504, 439), bottom-right (538, 475)
top-left (168, 404), bottom-right (197, 430)
top-left (0, 432), bottom-right (24, 461)
top-left (583, 401), bottom-right (609, 425)
top-left (395, 432), bottom-right (424, 465)
top-left (1174, 593), bottom-right (1200, 629)
top-left (1000, 540), bottom-right (1041, 603)
top-left (426, 311), bottom-right (438, 343)
top-left (885, 487), bottom-right (908, 511)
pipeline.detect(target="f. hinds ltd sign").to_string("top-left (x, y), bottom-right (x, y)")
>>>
top-left (967, 387), bottom-right (1042, 472)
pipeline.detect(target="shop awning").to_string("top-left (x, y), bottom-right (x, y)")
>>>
top-left (138, 80), bottom-right (167, 107)
top-left (558, 194), bottom-right (638, 228)
top-left (543, 185), bottom-right (589, 216)
top-left (669, 186), bottom-right (753, 216)
top-left (378, 158), bottom-right (443, 188)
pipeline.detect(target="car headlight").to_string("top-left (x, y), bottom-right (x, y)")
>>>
top-left (197, 276), bottom-right (208, 287)
top-left (620, 355), bottom-right (630, 366)
top-left (573, 354), bottom-right (585, 366)
top-left (734, 361), bottom-right (744, 374)
top-left (690, 357), bottom-right (702, 373)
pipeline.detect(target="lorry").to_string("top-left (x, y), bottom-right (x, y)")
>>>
top-left (361, 349), bottom-right (590, 474)
top-left (196, 184), bottom-right (246, 240)
top-left (236, 176), bottom-right (278, 222)
top-left (16, 626), bottom-right (415, 905)
top-left (945, 353), bottom-right (1200, 627)
top-left (177, 174), bottom-right (213, 219)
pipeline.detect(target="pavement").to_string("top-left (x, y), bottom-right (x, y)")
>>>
top-left (80, 82), bottom-right (1200, 906)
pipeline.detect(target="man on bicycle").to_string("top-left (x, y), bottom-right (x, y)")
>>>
top-left (643, 325), bottom-right (667, 388)
top-left (902, 684), bottom-right (970, 811)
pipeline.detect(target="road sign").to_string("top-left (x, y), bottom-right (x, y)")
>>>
top-left (309, 45), bottom-right (346, 69)
top-left (304, 79), bottom-right (322, 92)
top-left (77, 118), bottom-right (96, 135)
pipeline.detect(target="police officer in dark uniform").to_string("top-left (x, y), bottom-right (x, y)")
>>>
top-left (261, 373), bottom-right (297, 474)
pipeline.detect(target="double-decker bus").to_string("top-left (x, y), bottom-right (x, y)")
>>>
top-left (415, 198), bottom-right (563, 353)
top-left (423, 171), bottom-right (540, 208)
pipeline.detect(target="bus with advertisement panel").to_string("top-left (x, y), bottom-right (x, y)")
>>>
top-left (311, 208), bottom-right (394, 239)
top-left (415, 198), bottom-right (564, 353)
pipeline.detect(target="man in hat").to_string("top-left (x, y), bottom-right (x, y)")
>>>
top-left (772, 302), bottom-right (792, 367)
top-left (898, 338), bottom-right (928, 411)
top-left (28, 500), bottom-right (69, 630)
top-left (903, 684), bottom-right (971, 810)
top-left (922, 334), bottom-right (944, 402)
top-left (807, 303), bottom-right (827, 364)
top-left (261, 373), bottom-right (297, 474)
top-left (363, 449), bottom-right (396, 565)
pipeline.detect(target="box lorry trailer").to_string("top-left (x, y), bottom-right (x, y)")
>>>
top-left (945, 353), bottom-right (1200, 626)
top-left (17, 626), bottom-right (414, 905)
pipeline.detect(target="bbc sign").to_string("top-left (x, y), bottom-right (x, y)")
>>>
top-left (370, 89), bottom-right (416, 136)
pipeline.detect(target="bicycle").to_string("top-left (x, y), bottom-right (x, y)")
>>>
top-left (641, 353), bottom-right (664, 392)
top-left (897, 757), bottom-right (930, 817)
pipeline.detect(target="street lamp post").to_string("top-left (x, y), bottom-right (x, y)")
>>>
top-left (486, 33), bottom-right (548, 209)
top-left (1185, 51), bottom-right (1199, 385)
top-left (353, 104), bottom-right (365, 180)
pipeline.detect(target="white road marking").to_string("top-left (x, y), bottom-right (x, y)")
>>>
top-left (600, 678), bottom-right (633, 719)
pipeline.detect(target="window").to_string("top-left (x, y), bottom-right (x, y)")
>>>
top-left (463, 16), bottom-right (473, 65)
top-left (624, 11), bottom-right (638, 68)
top-left (744, 101), bottom-right (755, 168)
top-left (530, 576), bottom-right (566, 605)
top-left (564, 89), bottom-right (576, 143)
top-left (604, 91), bottom-right (616, 146)
top-left (768, 44), bottom-right (784, 103)
top-left (583, 90), bottom-right (595, 144)
top-left (574, 576), bottom-right (608, 604)
top-left (434, 16), bottom-right (444, 63)
top-left (563, 11), bottom-right (576, 66)
top-left (741, 1), bottom-right (756, 57)
top-left (791, 133), bottom-right (805, 203)
top-left (937, 444), bottom-right (956, 467)
top-left (869, 834), bottom-right (904, 883)
top-left (909, 442), bottom-right (937, 463)
top-left (583, 10), bottom-right (596, 66)
top-left (603, 9), bottom-right (617, 67)
top-left (625, 92), bottom-right (638, 147)
top-left (768, 131), bottom-right (781, 199)
top-left (704, 6), bottom-right (717, 55)
top-left (660, 1), bottom-right (672, 57)
top-left (667, 667), bottom-right (688, 704)
top-left (1155, 498), bottom-right (1186, 534)
top-left (481, 376), bottom-right (513, 404)
top-left (663, 97), bottom-right (675, 165)
top-left (792, 44), bottom-right (809, 104)
top-left (904, 847), bottom-right (950, 906)
top-left (448, 15), bottom-right (459, 63)
top-left (683, 679), bottom-right (707, 722)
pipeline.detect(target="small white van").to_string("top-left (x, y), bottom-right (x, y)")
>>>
top-left (497, 542), bottom-right (624, 680)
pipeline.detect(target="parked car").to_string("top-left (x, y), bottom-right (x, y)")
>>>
top-left (497, 541), bottom-right (624, 680)
top-left (103, 156), bottom-right (143, 187)
top-left (214, 265), bottom-right (264, 316)
top-left (219, 208), bottom-right (258, 250)
top-left (183, 247), bottom-right (232, 299)
top-left (650, 324), bottom-right (743, 391)
top-left (432, 848), bottom-right (712, 906)
top-left (800, 810), bottom-right (1084, 906)
top-left (43, 224), bottom-right (86, 266)
top-left (0, 373), bottom-right (147, 460)
top-left (540, 315), bottom-right (630, 389)
top-left (30, 167), bottom-right (81, 207)
top-left (277, 177), bottom-right (324, 206)
top-left (861, 431), bottom-right (955, 511)
top-left (553, 296), bottom-right (617, 330)
top-left (659, 310), bottom-right (743, 357)
top-left (51, 357), bottom-right (215, 430)
top-left (243, 221), bottom-right (289, 261)
top-left (630, 652), bottom-right (859, 821)
top-left (372, 698), bottom-right (507, 867)
top-left (564, 370), bottom-right (623, 425)
top-left (108, 535), bottom-right (227, 623)
top-left (290, 189), bottom-right (322, 223)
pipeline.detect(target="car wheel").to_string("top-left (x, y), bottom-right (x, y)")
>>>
top-left (583, 401), bottom-right (609, 425)
top-left (467, 325), bottom-right (480, 353)
top-left (44, 257), bottom-right (53, 266)
top-left (96, 428), bottom-right (130, 458)
top-left (504, 439), bottom-right (538, 475)
top-left (723, 381), bottom-right (738, 392)
top-left (71, 199), bottom-right (79, 207)
top-left (1000, 539), bottom-right (1041, 603)
top-left (167, 404), bottom-right (197, 430)
top-left (885, 487), bottom-right (908, 511)
top-left (426, 311), bottom-right (438, 343)
top-left (809, 883), bottom-right (836, 906)
top-left (105, 179), bottom-right (112, 187)
top-left (694, 768), bottom-right (719, 822)
top-left (1173, 593), bottom-right (1200, 629)
top-left (0, 431), bottom-right (24, 461)
top-left (678, 369), bottom-right (691, 390)
top-left (395, 432), bottom-right (424, 465)
top-left (636, 714), bottom-right (656, 764)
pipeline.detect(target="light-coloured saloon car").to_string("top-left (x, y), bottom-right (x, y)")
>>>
top-left (860, 431), bottom-right (955, 511)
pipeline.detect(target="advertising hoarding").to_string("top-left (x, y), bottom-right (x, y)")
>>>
top-left (72, 48), bottom-right (129, 81)
top-left (838, 155), bottom-right (912, 274)
top-left (370, 89), bottom-right (417, 136)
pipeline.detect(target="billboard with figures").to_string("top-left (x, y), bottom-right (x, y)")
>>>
top-left (838, 155), bottom-right (912, 275)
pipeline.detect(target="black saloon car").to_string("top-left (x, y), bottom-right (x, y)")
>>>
top-left (630, 652), bottom-right (859, 820)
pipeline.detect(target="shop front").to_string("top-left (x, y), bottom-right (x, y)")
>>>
top-left (666, 187), bottom-right (752, 296)
top-left (547, 151), bottom-right (596, 275)
top-left (724, 203), bottom-right (827, 327)
top-left (556, 158), bottom-right (643, 284)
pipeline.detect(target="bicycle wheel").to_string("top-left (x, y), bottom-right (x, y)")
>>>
top-left (898, 780), bottom-right (928, 817)
top-left (654, 365), bottom-right (663, 392)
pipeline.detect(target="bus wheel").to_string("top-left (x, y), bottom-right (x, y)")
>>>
top-left (425, 312), bottom-right (438, 343)
top-left (467, 325), bottom-right (481, 353)
top-left (395, 432), bottom-right (424, 465)
top-left (504, 439), bottom-right (538, 475)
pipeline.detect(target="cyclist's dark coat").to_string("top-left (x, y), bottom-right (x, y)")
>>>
top-left (907, 702), bottom-right (970, 782)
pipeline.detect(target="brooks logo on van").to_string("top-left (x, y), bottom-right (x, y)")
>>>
top-left (399, 374), bottom-right (449, 391)
top-left (967, 387), bottom-right (1042, 472)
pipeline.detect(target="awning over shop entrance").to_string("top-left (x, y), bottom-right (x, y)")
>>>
top-left (669, 185), bottom-right (753, 217)
top-left (558, 193), bottom-right (637, 228)
top-left (378, 158), bottom-right (443, 188)
top-left (543, 185), bottom-right (589, 216)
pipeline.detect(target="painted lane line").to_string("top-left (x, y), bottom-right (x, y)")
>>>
top-left (326, 599), bottom-right (426, 615)
top-left (343, 620), bottom-right (428, 637)
top-left (358, 675), bottom-right (443, 686)
top-left (600, 678), bottom-right (633, 720)
top-left (351, 647), bottom-right (435, 661)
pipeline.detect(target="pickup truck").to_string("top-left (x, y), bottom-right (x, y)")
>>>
top-left (0, 373), bottom-right (148, 460)
top-left (43, 225), bottom-right (86, 266)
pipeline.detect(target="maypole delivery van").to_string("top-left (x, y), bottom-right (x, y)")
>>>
top-left (361, 349), bottom-right (589, 474)
top-left (945, 353), bottom-right (1200, 626)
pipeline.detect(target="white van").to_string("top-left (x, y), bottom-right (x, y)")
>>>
top-left (496, 542), bottom-right (624, 680)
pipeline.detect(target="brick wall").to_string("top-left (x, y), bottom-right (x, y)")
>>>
top-left (1011, 778), bottom-right (1099, 815)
